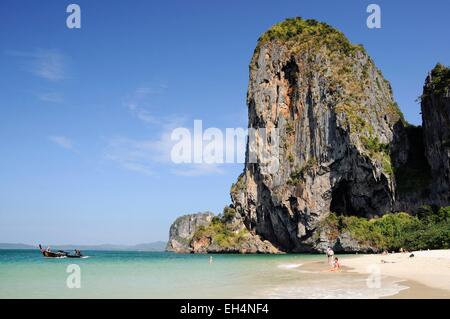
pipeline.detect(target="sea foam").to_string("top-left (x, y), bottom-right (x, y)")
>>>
top-left (277, 263), bottom-right (303, 269)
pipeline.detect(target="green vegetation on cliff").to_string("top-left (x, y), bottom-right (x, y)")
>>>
top-left (192, 207), bottom-right (249, 249)
top-left (287, 158), bottom-right (318, 185)
top-left (424, 63), bottom-right (450, 97)
top-left (322, 206), bottom-right (450, 251)
top-left (257, 18), bottom-right (362, 56)
top-left (230, 175), bottom-right (245, 196)
top-left (361, 135), bottom-right (393, 175)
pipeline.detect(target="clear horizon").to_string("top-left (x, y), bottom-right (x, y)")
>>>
top-left (1, 0), bottom-right (450, 245)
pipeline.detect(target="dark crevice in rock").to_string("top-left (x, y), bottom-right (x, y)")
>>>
top-left (282, 56), bottom-right (299, 90)
top-left (306, 87), bottom-right (317, 160)
top-left (394, 125), bottom-right (432, 200)
top-left (330, 180), bottom-right (357, 216)
top-left (282, 57), bottom-right (299, 119)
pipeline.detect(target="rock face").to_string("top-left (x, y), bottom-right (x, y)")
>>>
top-left (166, 212), bottom-right (214, 253)
top-left (393, 64), bottom-right (450, 211)
top-left (421, 64), bottom-right (450, 203)
top-left (190, 231), bottom-right (280, 254)
top-left (168, 19), bottom-right (450, 254)
top-left (166, 211), bottom-right (280, 254)
top-left (231, 18), bottom-right (405, 252)
top-left (309, 227), bottom-right (379, 254)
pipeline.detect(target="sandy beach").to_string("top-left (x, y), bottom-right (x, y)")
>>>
top-left (343, 249), bottom-right (450, 298)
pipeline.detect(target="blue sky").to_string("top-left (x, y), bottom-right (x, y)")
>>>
top-left (1, 0), bottom-right (449, 245)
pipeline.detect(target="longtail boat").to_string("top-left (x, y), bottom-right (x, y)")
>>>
top-left (38, 245), bottom-right (84, 258)
top-left (38, 244), bottom-right (68, 258)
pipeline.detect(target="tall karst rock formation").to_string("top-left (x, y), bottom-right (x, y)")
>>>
top-left (231, 18), bottom-right (417, 252)
top-left (168, 18), bottom-right (450, 253)
top-left (421, 64), bottom-right (450, 203)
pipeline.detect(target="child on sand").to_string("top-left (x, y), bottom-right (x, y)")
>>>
top-left (329, 257), bottom-right (340, 272)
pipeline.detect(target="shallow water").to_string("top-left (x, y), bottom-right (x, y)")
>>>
top-left (0, 250), bottom-right (407, 298)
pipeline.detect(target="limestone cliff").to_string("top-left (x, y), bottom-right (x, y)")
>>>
top-left (392, 65), bottom-right (450, 210)
top-left (168, 18), bottom-right (450, 254)
top-left (166, 212), bottom-right (214, 253)
top-left (166, 210), bottom-right (279, 254)
top-left (231, 18), bottom-right (405, 252)
top-left (421, 64), bottom-right (450, 203)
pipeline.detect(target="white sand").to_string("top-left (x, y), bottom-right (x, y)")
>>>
top-left (344, 249), bottom-right (450, 293)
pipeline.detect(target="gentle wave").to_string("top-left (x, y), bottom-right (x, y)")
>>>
top-left (262, 285), bottom-right (408, 299)
top-left (266, 283), bottom-right (409, 299)
top-left (256, 276), bottom-right (410, 299)
top-left (277, 263), bottom-right (303, 270)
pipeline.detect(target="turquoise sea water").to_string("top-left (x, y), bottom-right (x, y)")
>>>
top-left (0, 250), bottom-right (407, 298)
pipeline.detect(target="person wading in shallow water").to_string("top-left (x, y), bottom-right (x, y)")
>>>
top-left (326, 247), bottom-right (334, 266)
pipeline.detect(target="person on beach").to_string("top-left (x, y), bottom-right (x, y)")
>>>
top-left (329, 257), bottom-right (340, 272)
top-left (326, 247), bottom-right (334, 265)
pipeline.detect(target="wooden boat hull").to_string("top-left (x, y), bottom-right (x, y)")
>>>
top-left (42, 250), bottom-right (66, 258)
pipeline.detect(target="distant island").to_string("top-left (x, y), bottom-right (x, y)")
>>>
top-left (0, 241), bottom-right (167, 252)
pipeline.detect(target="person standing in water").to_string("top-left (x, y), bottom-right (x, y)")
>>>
top-left (209, 256), bottom-right (213, 264)
top-left (326, 247), bottom-right (334, 266)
